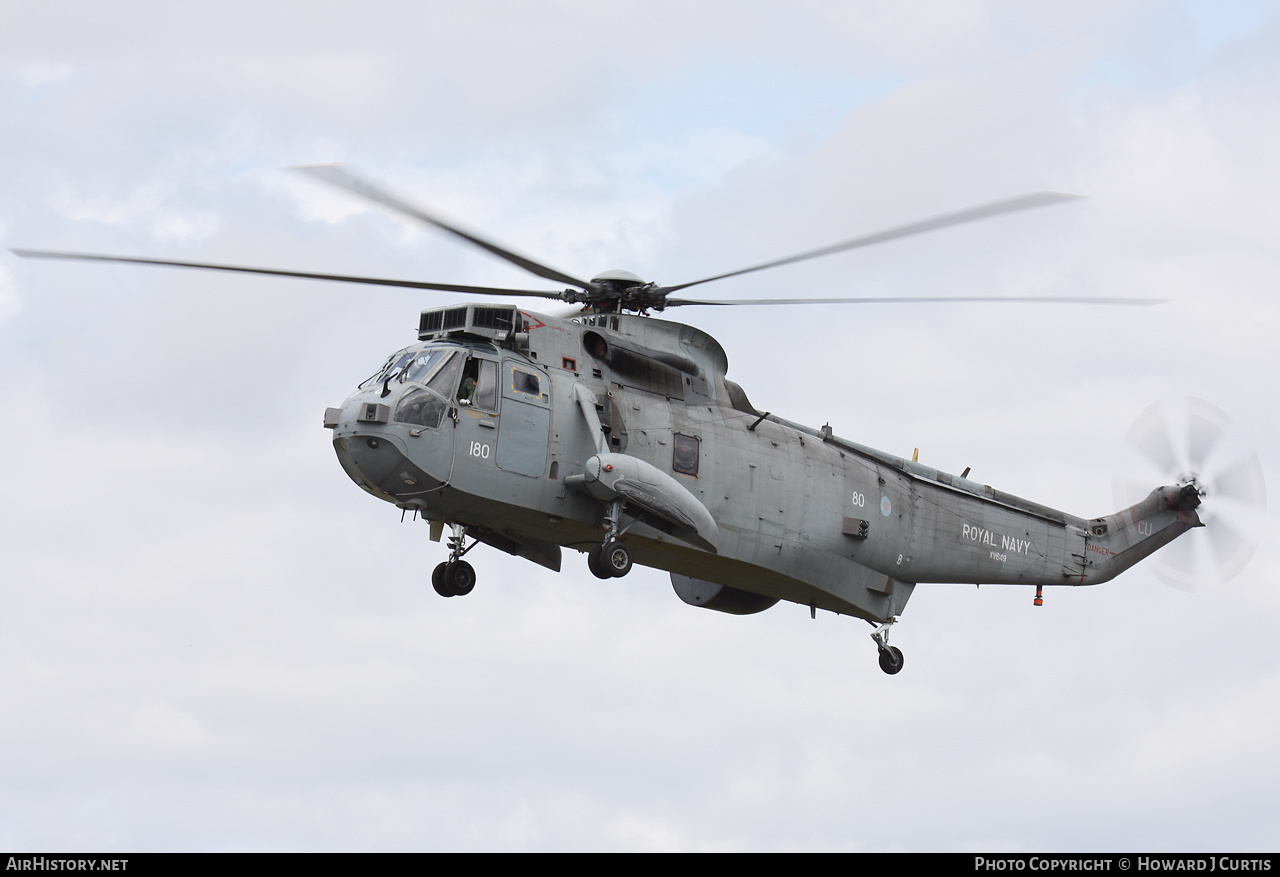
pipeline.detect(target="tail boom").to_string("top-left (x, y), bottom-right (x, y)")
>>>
top-left (1074, 484), bottom-right (1203, 584)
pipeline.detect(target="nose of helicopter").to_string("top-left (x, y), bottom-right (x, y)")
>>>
top-left (325, 389), bottom-right (450, 505)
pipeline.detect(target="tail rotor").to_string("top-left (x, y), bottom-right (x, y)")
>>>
top-left (1114, 398), bottom-right (1266, 590)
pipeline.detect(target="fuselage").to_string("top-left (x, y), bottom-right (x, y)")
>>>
top-left (326, 306), bottom-right (1200, 624)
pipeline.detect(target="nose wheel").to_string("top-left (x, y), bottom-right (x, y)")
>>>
top-left (432, 524), bottom-right (477, 597)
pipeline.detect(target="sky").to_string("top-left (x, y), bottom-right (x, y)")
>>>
top-left (2, 0), bottom-right (1279, 852)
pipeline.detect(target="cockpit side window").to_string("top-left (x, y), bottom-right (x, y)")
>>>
top-left (393, 388), bottom-right (447, 429)
top-left (457, 357), bottom-right (498, 410)
top-left (474, 359), bottom-right (498, 410)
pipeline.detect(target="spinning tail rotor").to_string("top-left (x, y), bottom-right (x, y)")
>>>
top-left (1114, 398), bottom-right (1267, 590)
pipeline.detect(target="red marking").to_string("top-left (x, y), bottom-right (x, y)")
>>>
top-left (519, 311), bottom-right (546, 330)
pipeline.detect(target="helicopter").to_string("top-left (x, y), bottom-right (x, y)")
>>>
top-left (14, 165), bottom-right (1261, 675)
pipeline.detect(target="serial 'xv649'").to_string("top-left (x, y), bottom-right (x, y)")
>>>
top-left (16, 165), bottom-right (1264, 674)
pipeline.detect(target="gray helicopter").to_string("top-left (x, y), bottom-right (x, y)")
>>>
top-left (16, 166), bottom-right (1259, 674)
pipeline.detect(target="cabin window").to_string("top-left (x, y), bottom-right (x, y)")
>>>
top-left (512, 368), bottom-right (541, 398)
top-left (672, 433), bottom-right (700, 477)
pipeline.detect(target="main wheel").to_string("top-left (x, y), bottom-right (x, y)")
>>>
top-left (432, 562), bottom-right (454, 597)
top-left (587, 544), bottom-right (611, 580)
top-left (878, 645), bottom-right (904, 675)
top-left (444, 560), bottom-right (476, 596)
top-left (604, 542), bottom-right (633, 578)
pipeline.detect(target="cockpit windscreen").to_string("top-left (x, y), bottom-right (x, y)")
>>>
top-left (360, 346), bottom-right (455, 389)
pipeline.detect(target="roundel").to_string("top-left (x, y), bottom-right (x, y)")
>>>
top-left (880, 496), bottom-right (892, 517)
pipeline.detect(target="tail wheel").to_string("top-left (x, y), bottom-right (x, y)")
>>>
top-left (878, 646), bottom-right (904, 675)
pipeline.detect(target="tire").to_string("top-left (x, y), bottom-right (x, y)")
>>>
top-left (445, 560), bottom-right (476, 596)
top-left (432, 562), bottom-right (454, 597)
top-left (878, 646), bottom-right (904, 675)
top-left (587, 544), bottom-right (611, 580)
top-left (604, 542), bottom-right (633, 578)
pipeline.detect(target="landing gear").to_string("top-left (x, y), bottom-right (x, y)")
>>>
top-left (586, 498), bottom-right (635, 579)
top-left (433, 524), bottom-right (477, 597)
top-left (587, 540), bottom-right (632, 578)
top-left (871, 620), bottom-right (905, 675)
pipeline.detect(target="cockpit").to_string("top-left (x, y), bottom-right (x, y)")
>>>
top-left (358, 343), bottom-right (500, 430)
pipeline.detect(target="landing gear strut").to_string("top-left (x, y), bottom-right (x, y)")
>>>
top-left (871, 620), bottom-right (904, 675)
top-left (433, 523), bottom-right (477, 597)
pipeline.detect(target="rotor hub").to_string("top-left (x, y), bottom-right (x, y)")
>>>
top-left (583, 269), bottom-right (664, 313)
top-left (1174, 480), bottom-right (1204, 510)
top-left (590, 269), bottom-right (647, 287)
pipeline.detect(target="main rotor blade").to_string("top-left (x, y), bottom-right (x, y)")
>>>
top-left (664, 294), bottom-right (1165, 307)
top-left (10, 249), bottom-right (570, 300)
top-left (294, 164), bottom-right (598, 292)
top-left (657, 192), bottom-right (1082, 295)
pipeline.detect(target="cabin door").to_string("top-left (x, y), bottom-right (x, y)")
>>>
top-left (496, 360), bottom-right (551, 478)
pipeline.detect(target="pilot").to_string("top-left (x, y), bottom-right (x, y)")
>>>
top-left (458, 373), bottom-right (476, 405)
